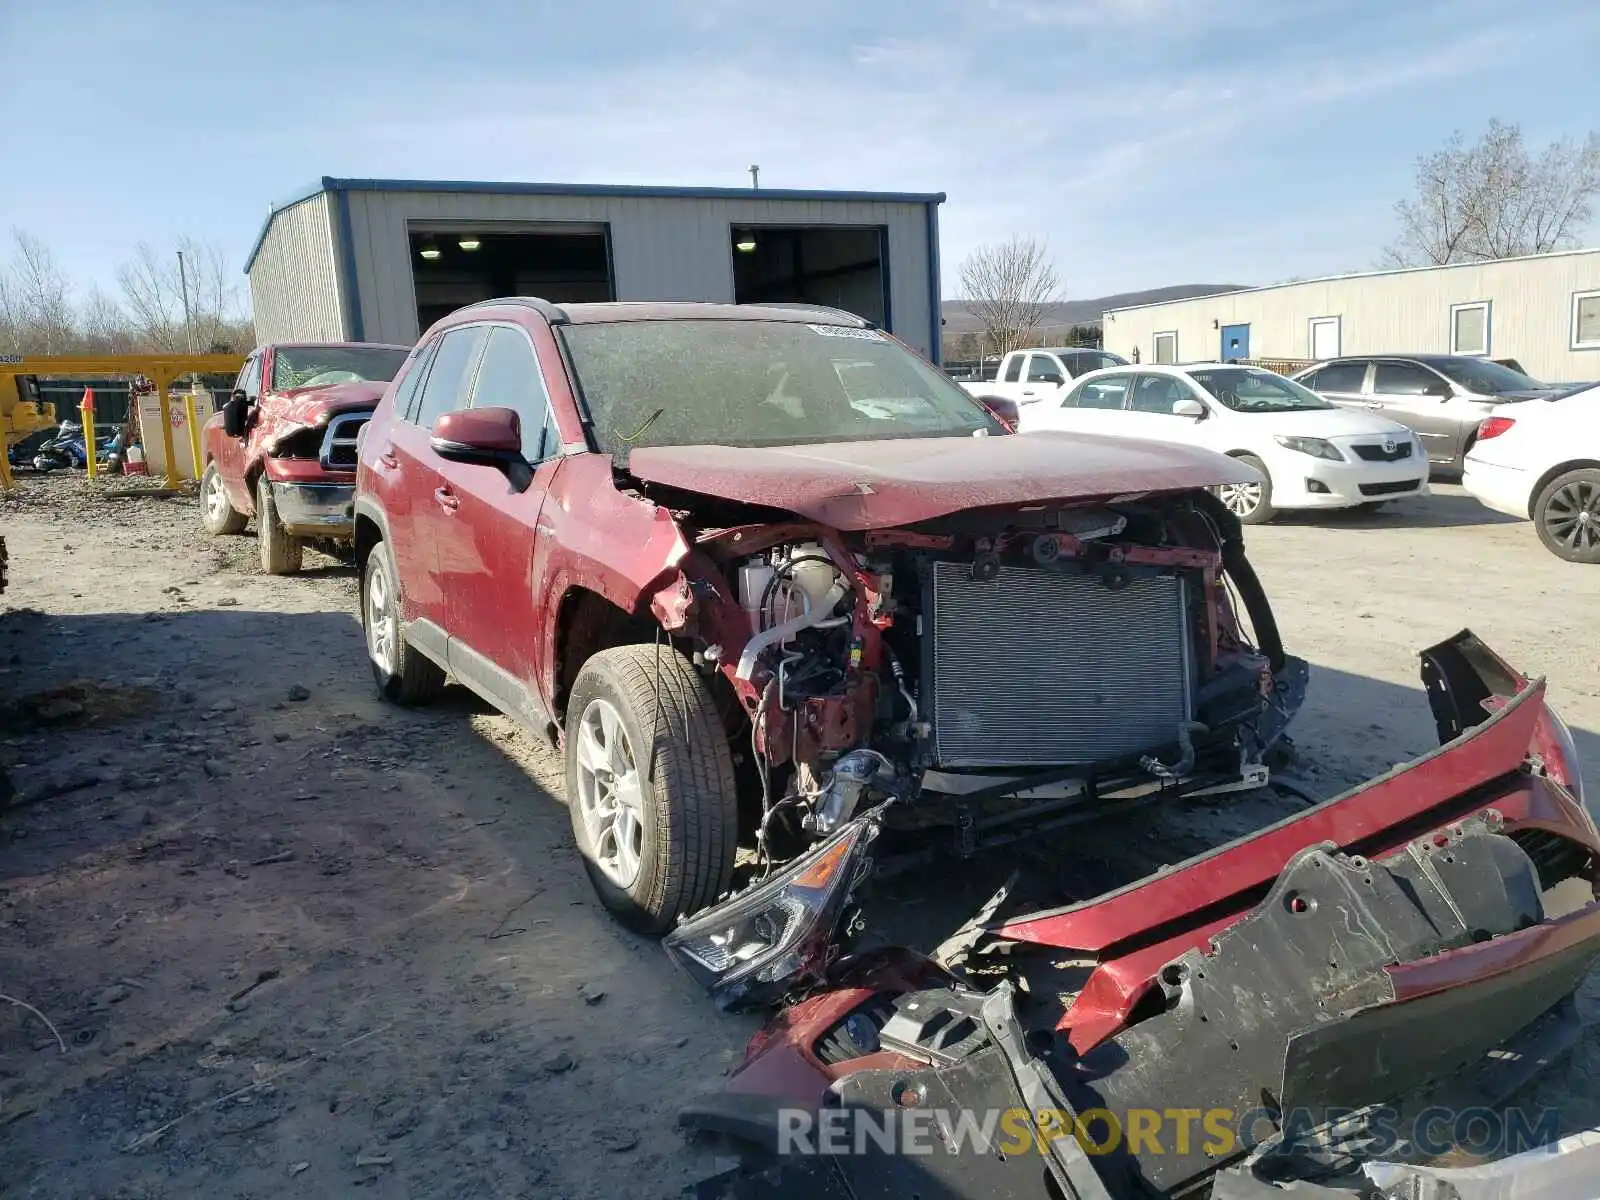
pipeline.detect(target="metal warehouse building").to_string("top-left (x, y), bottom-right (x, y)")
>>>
top-left (1103, 247), bottom-right (1600, 383)
top-left (244, 177), bottom-right (945, 359)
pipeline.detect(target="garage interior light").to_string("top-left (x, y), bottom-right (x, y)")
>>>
top-left (419, 244), bottom-right (442, 260)
top-left (458, 238), bottom-right (481, 251)
top-left (734, 232), bottom-right (757, 253)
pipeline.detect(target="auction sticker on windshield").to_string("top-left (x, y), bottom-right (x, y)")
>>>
top-left (808, 325), bottom-right (883, 340)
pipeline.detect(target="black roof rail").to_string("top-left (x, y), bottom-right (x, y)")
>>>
top-left (455, 296), bottom-right (570, 324)
top-left (755, 302), bottom-right (872, 328)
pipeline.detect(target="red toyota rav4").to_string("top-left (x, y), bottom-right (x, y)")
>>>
top-left (354, 299), bottom-right (1600, 1196)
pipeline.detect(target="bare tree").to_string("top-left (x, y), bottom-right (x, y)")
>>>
top-left (0, 229), bottom-right (76, 354)
top-left (1384, 121), bottom-right (1600, 266)
top-left (957, 236), bottom-right (1062, 357)
top-left (117, 237), bottom-right (250, 353)
top-left (77, 287), bottom-right (139, 354)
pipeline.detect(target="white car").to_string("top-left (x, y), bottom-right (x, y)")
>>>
top-left (1019, 364), bottom-right (1430, 524)
top-left (1463, 385), bottom-right (1600, 562)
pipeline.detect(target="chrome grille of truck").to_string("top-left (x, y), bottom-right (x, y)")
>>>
top-left (929, 563), bottom-right (1193, 768)
top-left (319, 412), bottom-right (371, 470)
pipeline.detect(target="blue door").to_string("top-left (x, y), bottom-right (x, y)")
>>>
top-left (1220, 324), bottom-right (1251, 362)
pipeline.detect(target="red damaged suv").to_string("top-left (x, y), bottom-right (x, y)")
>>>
top-left (354, 299), bottom-right (1600, 1198)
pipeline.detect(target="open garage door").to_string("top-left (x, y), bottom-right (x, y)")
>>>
top-left (730, 226), bottom-right (887, 328)
top-left (409, 225), bottom-right (613, 332)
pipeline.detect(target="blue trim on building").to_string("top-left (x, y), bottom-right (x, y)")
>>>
top-left (244, 176), bottom-right (947, 276)
top-left (925, 200), bottom-right (943, 365)
top-left (332, 190), bottom-right (365, 341)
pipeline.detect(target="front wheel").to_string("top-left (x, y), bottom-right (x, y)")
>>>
top-left (201, 462), bottom-right (247, 535)
top-left (256, 475), bottom-right (303, 574)
top-left (362, 540), bottom-right (445, 705)
top-left (566, 644), bottom-right (738, 934)
top-left (1216, 454), bottom-right (1276, 525)
top-left (1534, 468), bottom-right (1600, 563)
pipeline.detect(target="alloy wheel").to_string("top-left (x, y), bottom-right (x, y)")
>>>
top-left (1217, 480), bottom-right (1263, 519)
top-left (574, 698), bottom-right (645, 889)
top-left (365, 560), bottom-right (396, 674)
top-left (204, 470), bottom-right (229, 523)
top-left (1545, 479), bottom-right (1600, 553)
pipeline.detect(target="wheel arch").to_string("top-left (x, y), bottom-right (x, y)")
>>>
top-left (1529, 460), bottom-right (1600, 519)
top-left (551, 586), bottom-right (658, 723)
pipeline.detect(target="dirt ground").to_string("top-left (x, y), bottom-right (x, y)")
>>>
top-left (1, 475), bottom-right (1598, 1198)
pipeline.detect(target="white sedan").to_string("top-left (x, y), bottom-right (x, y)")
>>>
top-left (1019, 364), bottom-right (1429, 523)
top-left (1463, 384), bottom-right (1600, 562)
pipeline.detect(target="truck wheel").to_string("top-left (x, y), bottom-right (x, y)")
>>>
top-left (256, 475), bottom-right (303, 575)
top-left (200, 462), bottom-right (247, 535)
top-left (1217, 454), bottom-right (1276, 524)
top-left (362, 540), bottom-right (445, 705)
top-left (566, 644), bottom-right (737, 934)
top-left (1533, 468), bottom-right (1600, 563)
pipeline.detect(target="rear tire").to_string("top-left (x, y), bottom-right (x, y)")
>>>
top-left (200, 462), bottom-right (247, 535)
top-left (362, 540), bottom-right (445, 705)
top-left (1533, 468), bottom-right (1600, 563)
top-left (565, 644), bottom-right (738, 934)
top-left (1217, 454), bottom-right (1276, 524)
top-left (256, 474), bottom-right (303, 575)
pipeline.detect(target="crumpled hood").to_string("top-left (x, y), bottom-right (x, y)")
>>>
top-left (267, 381), bottom-right (387, 426)
top-left (627, 432), bottom-right (1259, 529)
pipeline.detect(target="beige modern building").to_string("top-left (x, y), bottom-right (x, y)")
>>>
top-left (1102, 248), bottom-right (1600, 383)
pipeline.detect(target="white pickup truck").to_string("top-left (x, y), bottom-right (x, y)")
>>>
top-left (960, 347), bottom-right (1128, 421)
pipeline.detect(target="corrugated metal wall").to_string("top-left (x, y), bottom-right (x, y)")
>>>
top-left (341, 190), bottom-right (937, 356)
top-left (1104, 250), bottom-right (1600, 382)
top-left (246, 194), bottom-right (346, 344)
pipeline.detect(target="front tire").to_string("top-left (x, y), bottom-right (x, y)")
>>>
top-left (1534, 468), bottom-right (1600, 563)
top-left (201, 462), bottom-right (247, 535)
top-left (256, 474), bottom-right (303, 575)
top-left (1217, 454), bottom-right (1276, 524)
top-left (362, 540), bottom-right (445, 705)
top-left (565, 644), bottom-right (738, 934)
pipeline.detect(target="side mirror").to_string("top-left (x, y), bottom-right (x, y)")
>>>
top-left (1041, 373), bottom-right (1065, 387)
top-left (223, 393), bottom-right (249, 438)
top-left (1426, 381), bottom-right (1454, 399)
top-left (1172, 397), bottom-right (1207, 419)
top-left (431, 406), bottom-right (525, 467)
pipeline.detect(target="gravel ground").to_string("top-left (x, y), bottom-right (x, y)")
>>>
top-left (1, 474), bottom-right (1597, 1198)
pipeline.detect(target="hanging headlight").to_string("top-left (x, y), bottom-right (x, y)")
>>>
top-left (665, 815), bottom-right (877, 1008)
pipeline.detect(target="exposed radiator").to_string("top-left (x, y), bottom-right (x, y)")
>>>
top-left (929, 562), bottom-right (1193, 769)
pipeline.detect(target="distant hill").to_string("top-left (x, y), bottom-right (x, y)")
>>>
top-left (942, 283), bottom-right (1250, 333)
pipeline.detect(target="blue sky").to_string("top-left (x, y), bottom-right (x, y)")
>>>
top-left (2, 0), bottom-right (1598, 306)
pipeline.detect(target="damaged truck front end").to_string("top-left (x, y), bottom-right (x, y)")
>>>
top-left (683, 632), bottom-right (1600, 1199)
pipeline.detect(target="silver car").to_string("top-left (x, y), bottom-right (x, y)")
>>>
top-left (1291, 355), bottom-right (1564, 474)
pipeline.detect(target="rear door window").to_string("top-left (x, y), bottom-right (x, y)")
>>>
top-left (1303, 362), bottom-right (1367, 393)
top-left (390, 340), bottom-right (438, 424)
top-left (1003, 355), bottom-right (1024, 383)
top-left (1065, 375), bottom-right (1132, 410)
top-left (470, 327), bottom-right (554, 461)
top-left (412, 327), bottom-right (487, 430)
top-left (1026, 354), bottom-right (1063, 383)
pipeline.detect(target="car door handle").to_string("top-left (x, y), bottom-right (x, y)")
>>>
top-left (434, 486), bottom-right (459, 513)
top-left (1021, 389), bottom-right (1037, 396)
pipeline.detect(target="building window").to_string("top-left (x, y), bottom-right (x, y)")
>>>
top-left (1450, 301), bottom-right (1490, 356)
top-left (1153, 331), bottom-right (1177, 364)
top-left (1308, 316), bottom-right (1341, 360)
top-left (1573, 290), bottom-right (1600, 350)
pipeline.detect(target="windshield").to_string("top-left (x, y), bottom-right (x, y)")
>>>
top-left (271, 346), bottom-right (409, 390)
top-left (1188, 368), bottom-right (1334, 413)
top-left (1429, 358), bottom-right (1543, 394)
top-left (1064, 351), bottom-right (1127, 372)
top-left (559, 320), bottom-right (1005, 450)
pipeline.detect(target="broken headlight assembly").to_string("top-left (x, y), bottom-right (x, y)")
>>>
top-left (663, 814), bottom-right (879, 1009)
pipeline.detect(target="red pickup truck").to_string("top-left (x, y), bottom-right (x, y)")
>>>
top-left (200, 342), bottom-right (410, 573)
